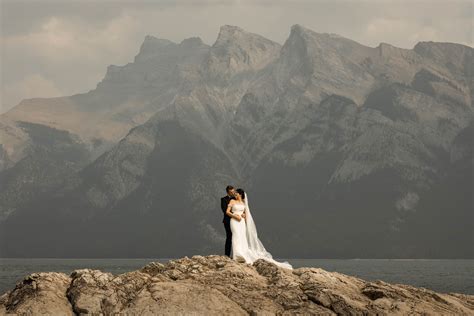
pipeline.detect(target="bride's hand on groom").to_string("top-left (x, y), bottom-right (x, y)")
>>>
top-left (237, 214), bottom-right (246, 222)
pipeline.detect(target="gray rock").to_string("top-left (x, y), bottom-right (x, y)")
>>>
top-left (1, 255), bottom-right (473, 315)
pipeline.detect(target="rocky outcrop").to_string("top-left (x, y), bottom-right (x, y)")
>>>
top-left (1, 255), bottom-right (473, 315)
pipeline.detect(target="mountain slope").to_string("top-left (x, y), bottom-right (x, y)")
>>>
top-left (0, 24), bottom-right (472, 258)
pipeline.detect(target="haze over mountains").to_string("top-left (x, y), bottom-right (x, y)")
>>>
top-left (0, 24), bottom-right (472, 258)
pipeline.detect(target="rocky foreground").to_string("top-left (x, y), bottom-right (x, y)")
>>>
top-left (1, 255), bottom-right (473, 315)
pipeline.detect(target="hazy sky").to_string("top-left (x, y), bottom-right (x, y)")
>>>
top-left (1, 0), bottom-right (472, 113)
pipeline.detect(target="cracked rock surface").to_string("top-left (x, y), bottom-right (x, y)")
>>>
top-left (1, 255), bottom-right (473, 315)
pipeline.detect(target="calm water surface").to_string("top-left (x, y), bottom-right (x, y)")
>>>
top-left (0, 258), bottom-right (472, 295)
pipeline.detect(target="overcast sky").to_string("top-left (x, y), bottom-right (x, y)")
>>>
top-left (1, 0), bottom-right (472, 114)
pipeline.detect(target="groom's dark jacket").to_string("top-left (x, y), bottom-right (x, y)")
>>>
top-left (221, 195), bottom-right (235, 224)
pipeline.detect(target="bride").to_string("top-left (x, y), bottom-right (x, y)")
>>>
top-left (225, 188), bottom-right (293, 270)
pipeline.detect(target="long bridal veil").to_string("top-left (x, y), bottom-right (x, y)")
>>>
top-left (244, 193), bottom-right (293, 270)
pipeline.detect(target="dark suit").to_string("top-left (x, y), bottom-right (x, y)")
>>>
top-left (221, 195), bottom-right (235, 257)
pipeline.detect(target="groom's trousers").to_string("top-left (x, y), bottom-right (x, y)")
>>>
top-left (223, 220), bottom-right (232, 257)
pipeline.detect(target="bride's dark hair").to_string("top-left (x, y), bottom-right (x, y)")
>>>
top-left (236, 188), bottom-right (246, 200)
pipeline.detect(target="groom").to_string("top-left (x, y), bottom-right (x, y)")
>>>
top-left (220, 185), bottom-right (245, 257)
top-left (221, 185), bottom-right (236, 257)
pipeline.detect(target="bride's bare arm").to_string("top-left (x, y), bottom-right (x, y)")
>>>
top-left (226, 203), bottom-right (236, 219)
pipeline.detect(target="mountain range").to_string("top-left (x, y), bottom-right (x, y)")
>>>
top-left (0, 24), bottom-right (472, 258)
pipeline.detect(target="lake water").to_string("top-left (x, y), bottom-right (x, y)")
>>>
top-left (1, 258), bottom-right (472, 295)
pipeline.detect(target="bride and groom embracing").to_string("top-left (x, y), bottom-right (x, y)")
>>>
top-left (220, 185), bottom-right (293, 270)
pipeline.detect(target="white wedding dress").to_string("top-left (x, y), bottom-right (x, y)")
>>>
top-left (229, 194), bottom-right (293, 270)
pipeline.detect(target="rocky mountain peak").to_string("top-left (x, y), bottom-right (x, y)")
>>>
top-left (289, 24), bottom-right (312, 38)
top-left (284, 23), bottom-right (370, 59)
top-left (413, 41), bottom-right (473, 77)
top-left (414, 40), bottom-right (473, 55)
top-left (284, 24), bottom-right (312, 50)
top-left (134, 35), bottom-right (175, 63)
top-left (276, 24), bottom-right (380, 105)
top-left (212, 24), bottom-right (280, 51)
top-left (144, 34), bottom-right (158, 41)
top-left (206, 25), bottom-right (281, 79)
top-left (288, 24), bottom-right (354, 45)
top-left (180, 36), bottom-right (205, 48)
top-left (275, 24), bottom-right (314, 82)
top-left (376, 42), bottom-right (413, 59)
top-left (213, 25), bottom-right (246, 45)
top-left (140, 34), bottom-right (175, 48)
top-left (284, 24), bottom-right (318, 52)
